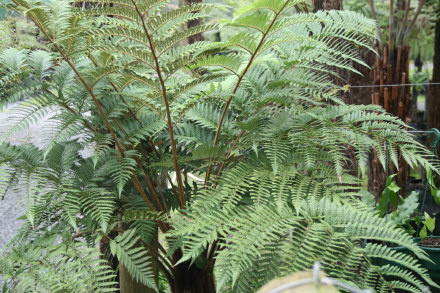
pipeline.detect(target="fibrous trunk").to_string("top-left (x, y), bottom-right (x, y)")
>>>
top-left (427, 18), bottom-right (440, 137)
top-left (312, 0), bottom-right (361, 178)
top-left (185, 0), bottom-right (204, 44)
top-left (368, 45), bottom-right (412, 198)
top-left (171, 254), bottom-right (216, 293)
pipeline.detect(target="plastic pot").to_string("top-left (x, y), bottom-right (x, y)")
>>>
top-left (415, 236), bottom-right (440, 278)
top-left (372, 237), bottom-right (440, 279)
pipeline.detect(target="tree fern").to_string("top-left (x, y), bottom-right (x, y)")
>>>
top-left (1, 0), bottom-right (439, 292)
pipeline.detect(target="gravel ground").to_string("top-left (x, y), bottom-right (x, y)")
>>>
top-left (0, 103), bottom-right (52, 251)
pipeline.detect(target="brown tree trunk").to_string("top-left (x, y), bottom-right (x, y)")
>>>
top-left (312, 0), bottom-right (361, 178)
top-left (185, 0), bottom-right (204, 44)
top-left (118, 223), bottom-right (158, 293)
top-left (312, 0), bottom-right (343, 11)
top-left (173, 263), bottom-right (216, 293)
top-left (347, 48), bottom-right (376, 105)
top-left (427, 18), bottom-right (440, 133)
top-left (170, 249), bottom-right (216, 293)
top-left (368, 45), bottom-right (412, 198)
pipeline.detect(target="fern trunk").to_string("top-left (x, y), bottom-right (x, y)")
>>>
top-left (368, 45), bottom-right (411, 199)
top-left (427, 17), bottom-right (440, 137)
top-left (172, 259), bottom-right (216, 293)
top-left (119, 225), bottom-right (159, 293)
top-left (120, 264), bottom-right (156, 293)
top-left (185, 0), bottom-right (204, 44)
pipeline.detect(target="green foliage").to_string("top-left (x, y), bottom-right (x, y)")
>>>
top-left (362, 176), bottom-right (420, 236)
top-left (110, 229), bottom-right (157, 290)
top-left (0, 0), bottom-right (439, 292)
top-left (1, 233), bottom-right (117, 292)
top-left (427, 168), bottom-right (440, 206)
top-left (420, 212), bottom-right (436, 241)
top-left (0, 14), bottom-right (44, 50)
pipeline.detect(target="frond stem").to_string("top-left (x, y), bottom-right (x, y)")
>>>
top-left (131, 0), bottom-right (185, 208)
top-left (205, 0), bottom-right (290, 185)
top-left (137, 238), bottom-right (175, 276)
top-left (87, 54), bottom-right (168, 212)
top-left (214, 104), bottom-right (268, 182)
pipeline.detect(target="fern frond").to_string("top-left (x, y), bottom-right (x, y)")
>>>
top-left (2, 240), bottom-right (117, 293)
top-left (110, 229), bottom-right (157, 290)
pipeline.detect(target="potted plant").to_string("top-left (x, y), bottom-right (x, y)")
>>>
top-left (362, 174), bottom-right (420, 235)
top-left (366, 172), bottom-right (440, 279)
top-left (414, 169), bottom-right (440, 279)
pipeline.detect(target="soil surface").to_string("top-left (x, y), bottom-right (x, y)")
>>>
top-left (419, 237), bottom-right (440, 247)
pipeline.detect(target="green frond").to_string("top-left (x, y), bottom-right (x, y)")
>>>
top-left (150, 3), bottom-right (215, 36)
top-left (227, 12), bottom-right (274, 33)
top-left (110, 229), bottom-right (157, 291)
top-left (88, 27), bottom-right (152, 49)
top-left (366, 244), bottom-right (434, 288)
top-left (234, 0), bottom-right (304, 16)
top-left (191, 53), bottom-right (244, 75)
top-left (156, 24), bottom-right (219, 55)
top-left (0, 48), bottom-right (29, 73)
top-left (62, 189), bottom-right (81, 231)
top-left (174, 123), bottom-right (215, 147)
top-left (122, 70), bottom-right (162, 92)
top-left (167, 74), bottom-right (227, 103)
top-left (79, 188), bottom-right (115, 233)
top-left (187, 102), bottom-right (235, 135)
top-left (221, 32), bottom-right (259, 53)
top-left (76, 6), bottom-right (141, 25)
top-left (123, 209), bottom-right (164, 222)
top-left (0, 166), bottom-right (16, 200)
top-left (96, 150), bottom-right (138, 196)
top-left (1, 239), bottom-right (117, 293)
top-left (42, 114), bottom-right (87, 158)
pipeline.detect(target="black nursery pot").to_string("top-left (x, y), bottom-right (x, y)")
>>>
top-left (372, 236), bottom-right (440, 280)
top-left (415, 236), bottom-right (440, 278)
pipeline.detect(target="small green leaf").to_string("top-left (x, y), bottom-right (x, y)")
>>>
top-left (434, 191), bottom-right (440, 206)
top-left (388, 191), bottom-right (398, 208)
top-left (423, 212), bottom-right (436, 233)
top-left (377, 195), bottom-right (387, 217)
top-left (420, 226), bottom-right (427, 241)
top-left (385, 174), bottom-right (398, 187)
top-left (387, 180), bottom-right (400, 193)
